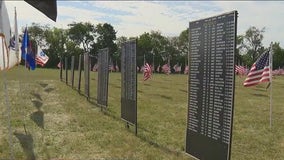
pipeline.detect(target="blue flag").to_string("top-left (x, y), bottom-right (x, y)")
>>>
top-left (21, 27), bottom-right (36, 70)
top-left (21, 27), bottom-right (28, 60)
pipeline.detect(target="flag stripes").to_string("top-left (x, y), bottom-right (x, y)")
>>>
top-left (235, 65), bottom-right (247, 75)
top-left (143, 63), bottom-right (152, 81)
top-left (162, 64), bottom-right (170, 75)
top-left (244, 51), bottom-right (270, 87)
top-left (36, 46), bottom-right (49, 67)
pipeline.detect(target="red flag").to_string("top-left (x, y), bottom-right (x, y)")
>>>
top-left (156, 64), bottom-right (160, 72)
top-left (243, 51), bottom-right (271, 87)
top-left (115, 64), bottom-right (119, 72)
top-left (173, 64), bottom-right (178, 73)
top-left (184, 65), bottom-right (189, 74)
top-left (36, 46), bottom-right (49, 67)
top-left (235, 65), bottom-right (247, 76)
top-left (173, 64), bottom-right (181, 73)
top-left (140, 65), bottom-right (144, 72)
top-left (143, 63), bottom-right (152, 81)
top-left (162, 64), bottom-right (170, 75)
top-left (92, 63), bottom-right (98, 72)
top-left (57, 62), bottom-right (61, 68)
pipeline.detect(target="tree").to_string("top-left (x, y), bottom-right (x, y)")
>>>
top-left (114, 36), bottom-right (128, 68)
top-left (68, 22), bottom-right (95, 53)
top-left (94, 23), bottom-right (117, 62)
top-left (27, 23), bottom-right (50, 47)
top-left (177, 28), bottom-right (189, 68)
top-left (44, 27), bottom-right (68, 67)
top-left (242, 26), bottom-right (265, 62)
top-left (136, 31), bottom-right (170, 69)
top-left (272, 42), bottom-right (284, 69)
top-left (149, 30), bottom-right (169, 70)
top-left (235, 35), bottom-right (244, 65)
top-left (178, 29), bottom-right (189, 55)
top-left (137, 32), bottom-right (151, 67)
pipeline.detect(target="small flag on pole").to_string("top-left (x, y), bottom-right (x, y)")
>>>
top-left (57, 61), bottom-right (62, 68)
top-left (235, 65), bottom-right (247, 76)
top-left (115, 64), bottom-right (119, 72)
top-left (184, 65), bottom-right (189, 74)
top-left (243, 51), bottom-right (271, 87)
top-left (21, 27), bottom-right (36, 70)
top-left (162, 63), bottom-right (170, 75)
top-left (156, 64), bottom-right (160, 72)
top-left (36, 46), bottom-right (49, 67)
top-left (143, 63), bottom-right (152, 81)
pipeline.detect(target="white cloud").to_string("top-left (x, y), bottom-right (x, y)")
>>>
top-left (4, 1), bottom-right (284, 48)
top-left (214, 1), bottom-right (284, 47)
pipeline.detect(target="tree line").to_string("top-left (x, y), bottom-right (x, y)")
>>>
top-left (22, 22), bottom-right (284, 70)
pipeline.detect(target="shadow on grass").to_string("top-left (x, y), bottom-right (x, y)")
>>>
top-left (160, 95), bottom-right (173, 100)
top-left (252, 93), bottom-right (268, 97)
top-left (102, 109), bottom-right (122, 122)
top-left (44, 87), bottom-right (55, 93)
top-left (31, 100), bottom-right (43, 110)
top-left (14, 132), bottom-right (36, 160)
top-left (179, 89), bottom-right (187, 93)
top-left (136, 132), bottom-right (183, 157)
top-left (88, 96), bottom-right (98, 104)
top-left (110, 84), bottom-right (121, 89)
top-left (100, 109), bottom-right (183, 157)
top-left (39, 82), bottom-right (48, 88)
top-left (253, 88), bottom-right (266, 92)
top-left (67, 83), bottom-right (183, 158)
top-left (30, 92), bottom-right (42, 101)
top-left (30, 110), bottom-right (44, 129)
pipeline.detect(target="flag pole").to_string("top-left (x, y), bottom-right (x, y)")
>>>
top-left (269, 42), bottom-right (273, 128)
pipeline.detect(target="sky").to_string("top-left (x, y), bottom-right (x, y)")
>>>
top-left (4, 1), bottom-right (284, 48)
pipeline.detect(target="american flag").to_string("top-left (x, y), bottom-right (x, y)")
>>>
top-left (36, 46), bottom-right (49, 67)
top-left (243, 51), bottom-right (271, 87)
top-left (272, 68), bottom-right (284, 76)
top-left (173, 64), bottom-right (181, 73)
top-left (57, 62), bottom-right (62, 68)
top-left (92, 63), bottom-right (98, 72)
top-left (184, 65), bottom-right (189, 74)
top-left (143, 63), bottom-right (152, 81)
top-left (109, 64), bottom-right (115, 72)
top-left (162, 63), bottom-right (170, 75)
top-left (235, 65), bottom-right (247, 76)
top-left (156, 64), bottom-right (160, 72)
top-left (115, 64), bottom-right (119, 72)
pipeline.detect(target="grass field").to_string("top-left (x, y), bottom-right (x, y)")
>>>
top-left (0, 66), bottom-right (284, 160)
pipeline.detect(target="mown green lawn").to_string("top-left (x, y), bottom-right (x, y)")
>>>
top-left (0, 66), bottom-right (283, 160)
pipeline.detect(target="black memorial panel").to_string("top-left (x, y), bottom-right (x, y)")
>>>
top-left (78, 54), bottom-right (82, 91)
top-left (186, 11), bottom-right (237, 160)
top-left (84, 53), bottom-right (90, 98)
top-left (65, 57), bottom-right (68, 84)
top-left (97, 48), bottom-right (109, 107)
top-left (71, 56), bottom-right (75, 88)
top-left (121, 40), bottom-right (137, 125)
